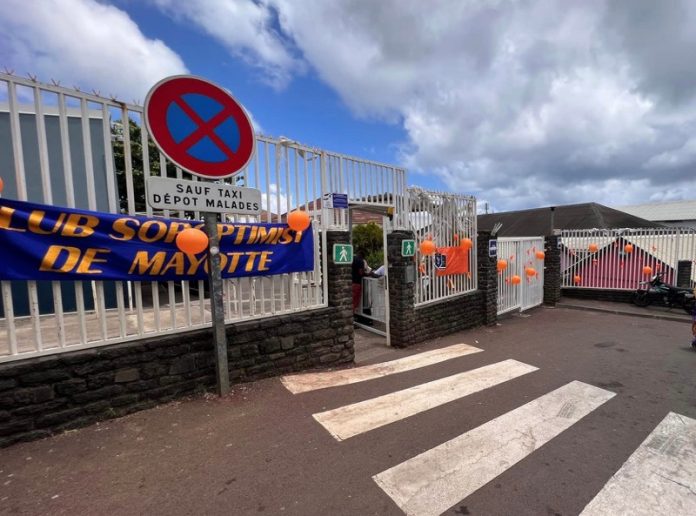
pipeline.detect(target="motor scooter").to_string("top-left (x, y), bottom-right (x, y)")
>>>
top-left (632, 272), bottom-right (695, 315)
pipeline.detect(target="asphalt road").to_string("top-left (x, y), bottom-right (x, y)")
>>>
top-left (1, 306), bottom-right (695, 516)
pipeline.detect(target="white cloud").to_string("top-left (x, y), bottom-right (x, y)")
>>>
top-left (194, 0), bottom-right (696, 211)
top-left (149, 0), bottom-right (302, 89)
top-left (262, 183), bottom-right (293, 216)
top-left (4, 0), bottom-right (696, 211)
top-left (0, 0), bottom-right (188, 102)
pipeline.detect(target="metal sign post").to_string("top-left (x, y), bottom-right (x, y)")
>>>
top-left (144, 75), bottom-right (257, 397)
top-left (203, 208), bottom-right (229, 395)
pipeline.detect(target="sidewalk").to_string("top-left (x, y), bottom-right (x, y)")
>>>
top-left (557, 296), bottom-right (692, 323)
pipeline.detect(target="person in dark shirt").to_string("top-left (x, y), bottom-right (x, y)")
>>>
top-left (351, 250), bottom-right (372, 312)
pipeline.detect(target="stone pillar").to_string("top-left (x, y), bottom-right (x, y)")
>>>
top-left (477, 231), bottom-right (498, 326)
top-left (325, 231), bottom-right (352, 311)
top-left (543, 234), bottom-right (562, 305)
top-left (387, 230), bottom-right (417, 348)
top-left (324, 231), bottom-right (354, 361)
top-left (677, 260), bottom-right (693, 288)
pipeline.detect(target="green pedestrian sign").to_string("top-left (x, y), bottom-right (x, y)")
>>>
top-left (401, 239), bottom-right (416, 257)
top-left (333, 243), bottom-right (353, 264)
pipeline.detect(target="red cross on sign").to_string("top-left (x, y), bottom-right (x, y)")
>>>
top-left (144, 75), bottom-right (256, 179)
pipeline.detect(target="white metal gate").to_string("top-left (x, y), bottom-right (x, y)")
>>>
top-left (353, 215), bottom-right (390, 345)
top-left (497, 237), bottom-right (545, 315)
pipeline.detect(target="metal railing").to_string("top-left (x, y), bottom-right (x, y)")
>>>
top-left (0, 72), bottom-right (404, 362)
top-left (561, 228), bottom-right (696, 290)
top-left (409, 188), bottom-right (477, 306)
top-left (323, 152), bottom-right (408, 229)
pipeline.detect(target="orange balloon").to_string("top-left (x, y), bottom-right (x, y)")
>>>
top-left (0, 177), bottom-right (4, 193)
top-left (420, 240), bottom-right (436, 256)
top-left (511, 275), bottom-right (521, 285)
top-left (643, 265), bottom-right (653, 276)
top-left (287, 210), bottom-right (310, 232)
top-left (588, 243), bottom-right (598, 253)
top-left (624, 244), bottom-right (634, 254)
top-left (176, 228), bottom-right (209, 255)
top-left (535, 250), bottom-right (545, 260)
top-left (460, 237), bottom-right (473, 251)
top-left (573, 275), bottom-right (582, 285)
top-left (525, 267), bottom-right (537, 277)
top-left (497, 259), bottom-right (508, 272)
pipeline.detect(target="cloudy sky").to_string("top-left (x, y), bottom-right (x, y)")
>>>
top-left (2, 0), bottom-right (696, 211)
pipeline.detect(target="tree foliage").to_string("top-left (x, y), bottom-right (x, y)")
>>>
top-left (352, 222), bottom-right (384, 268)
top-left (112, 119), bottom-right (174, 214)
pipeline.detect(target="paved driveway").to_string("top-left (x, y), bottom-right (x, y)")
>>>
top-left (1, 306), bottom-right (695, 515)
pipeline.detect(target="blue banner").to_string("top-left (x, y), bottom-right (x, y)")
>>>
top-left (0, 198), bottom-right (314, 281)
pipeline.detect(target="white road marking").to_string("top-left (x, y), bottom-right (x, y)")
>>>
top-left (314, 359), bottom-right (538, 441)
top-left (373, 381), bottom-right (615, 516)
top-left (581, 411), bottom-right (696, 516)
top-left (280, 343), bottom-right (483, 394)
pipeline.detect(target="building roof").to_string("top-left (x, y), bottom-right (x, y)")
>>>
top-left (478, 202), bottom-right (663, 237)
top-left (615, 200), bottom-right (696, 222)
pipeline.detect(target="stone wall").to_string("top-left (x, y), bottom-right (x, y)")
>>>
top-left (543, 235), bottom-right (562, 306)
top-left (0, 230), bottom-right (354, 448)
top-left (386, 230), bottom-right (494, 348)
top-left (477, 231), bottom-right (498, 326)
top-left (561, 288), bottom-right (635, 304)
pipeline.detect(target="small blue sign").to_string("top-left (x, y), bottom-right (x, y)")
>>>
top-left (489, 239), bottom-right (498, 258)
top-left (434, 253), bottom-right (447, 269)
top-left (332, 193), bottom-right (348, 209)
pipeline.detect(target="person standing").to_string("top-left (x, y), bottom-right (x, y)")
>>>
top-left (351, 250), bottom-right (372, 312)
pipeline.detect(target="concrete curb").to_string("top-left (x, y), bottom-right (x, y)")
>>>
top-left (557, 302), bottom-right (691, 324)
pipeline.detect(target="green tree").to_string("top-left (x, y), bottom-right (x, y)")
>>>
top-left (352, 222), bottom-right (384, 268)
top-left (112, 119), bottom-right (173, 214)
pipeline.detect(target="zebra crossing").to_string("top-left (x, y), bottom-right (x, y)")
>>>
top-left (281, 344), bottom-right (696, 516)
top-left (280, 343), bottom-right (482, 394)
top-left (581, 411), bottom-right (696, 515)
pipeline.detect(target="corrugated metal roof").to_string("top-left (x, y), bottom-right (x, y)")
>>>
top-left (616, 200), bottom-right (696, 222)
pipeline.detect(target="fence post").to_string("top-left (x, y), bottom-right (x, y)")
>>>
top-left (544, 234), bottom-right (562, 305)
top-left (477, 231), bottom-right (498, 326)
top-left (387, 230), bottom-right (417, 347)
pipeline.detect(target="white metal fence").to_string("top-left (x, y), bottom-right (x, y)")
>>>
top-left (497, 237), bottom-right (545, 315)
top-left (561, 228), bottom-right (696, 290)
top-left (0, 72), bottom-right (404, 362)
top-left (409, 188), bottom-right (477, 306)
top-left (323, 152), bottom-right (408, 229)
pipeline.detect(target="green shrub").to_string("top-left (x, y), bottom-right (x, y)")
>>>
top-left (352, 222), bottom-right (383, 268)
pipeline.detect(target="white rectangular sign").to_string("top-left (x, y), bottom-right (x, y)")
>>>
top-left (146, 177), bottom-right (261, 215)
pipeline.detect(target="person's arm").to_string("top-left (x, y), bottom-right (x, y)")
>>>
top-left (364, 260), bottom-right (381, 278)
